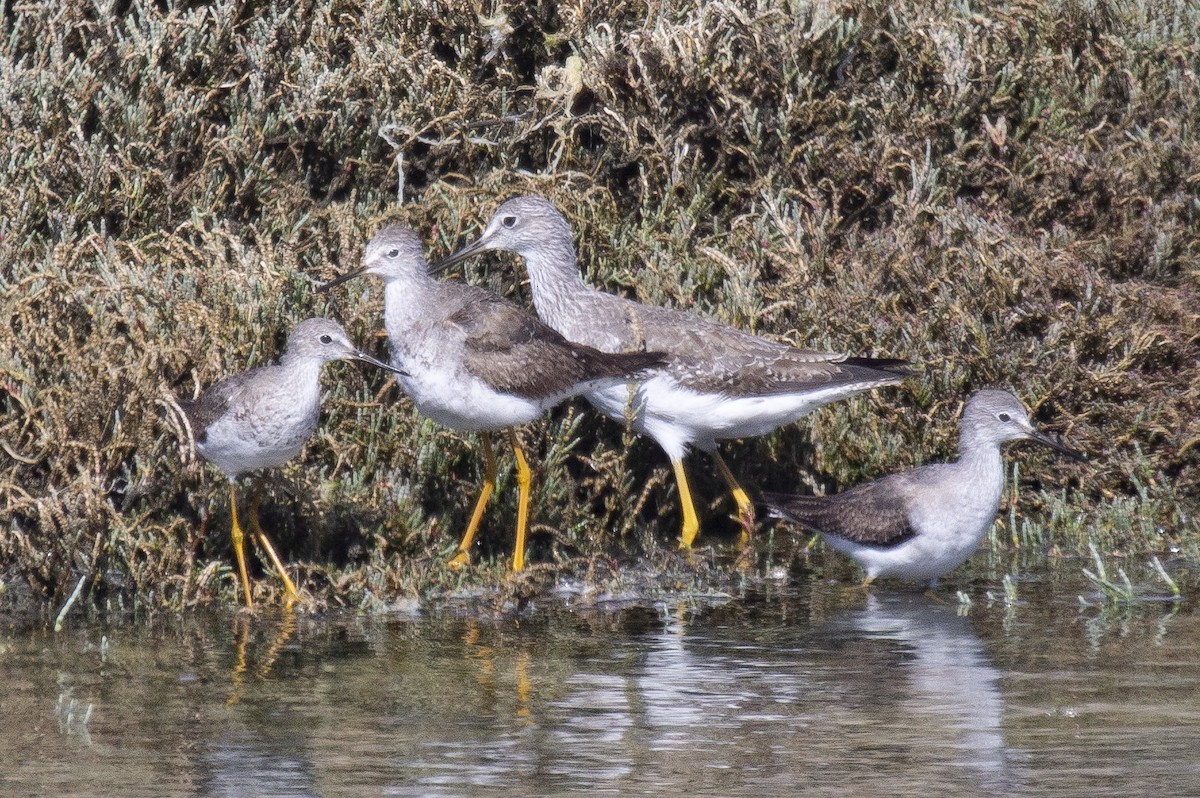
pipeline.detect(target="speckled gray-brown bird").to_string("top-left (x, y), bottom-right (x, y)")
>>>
top-left (320, 225), bottom-right (664, 572)
top-left (439, 195), bottom-right (907, 549)
top-left (180, 317), bottom-right (404, 607)
top-left (762, 389), bottom-right (1083, 586)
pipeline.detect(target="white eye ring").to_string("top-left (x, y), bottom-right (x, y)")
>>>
top-left (997, 412), bottom-right (1011, 422)
top-left (501, 216), bottom-right (517, 228)
top-left (387, 248), bottom-right (400, 257)
top-left (319, 334), bottom-right (333, 344)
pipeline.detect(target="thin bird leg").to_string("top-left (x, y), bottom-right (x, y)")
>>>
top-left (710, 450), bottom-right (756, 545)
top-left (246, 481), bottom-right (300, 607)
top-left (515, 650), bottom-right (532, 718)
top-left (449, 434), bottom-right (496, 568)
top-left (227, 614), bottom-right (250, 706)
top-left (671, 458), bottom-right (702, 549)
top-left (508, 429), bottom-right (531, 572)
top-left (228, 483), bottom-right (254, 608)
top-left (256, 609), bottom-right (298, 679)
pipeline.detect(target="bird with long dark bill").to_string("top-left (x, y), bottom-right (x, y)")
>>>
top-left (320, 225), bottom-right (664, 571)
top-left (179, 318), bottom-right (405, 607)
top-left (763, 389), bottom-right (1084, 586)
top-left (438, 196), bottom-right (907, 549)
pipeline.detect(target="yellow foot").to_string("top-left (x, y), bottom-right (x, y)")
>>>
top-left (713, 452), bottom-right (755, 545)
top-left (733, 545), bottom-right (754, 572)
top-left (730, 491), bottom-right (756, 547)
top-left (447, 551), bottom-right (471, 570)
top-left (731, 503), bottom-right (755, 546)
top-left (677, 515), bottom-right (700, 550)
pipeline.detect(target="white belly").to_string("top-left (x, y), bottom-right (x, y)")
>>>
top-left (829, 531), bottom-right (988, 582)
top-left (826, 488), bottom-right (1002, 582)
top-left (583, 376), bottom-right (852, 460)
top-left (399, 370), bottom-right (554, 432)
top-left (197, 415), bottom-right (312, 478)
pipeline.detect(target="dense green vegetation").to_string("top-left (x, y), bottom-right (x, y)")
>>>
top-left (2, 0), bottom-right (1196, 611)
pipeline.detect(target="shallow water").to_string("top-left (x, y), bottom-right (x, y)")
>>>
top-left (3, 565), bottom-right (1198, 797)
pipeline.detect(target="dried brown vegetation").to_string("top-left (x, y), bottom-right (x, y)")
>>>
top-left (2, 0), bottom-right (1197, 611)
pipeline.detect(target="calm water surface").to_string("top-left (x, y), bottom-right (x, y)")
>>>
top-left (3, 564), bottom-right (1198, 797)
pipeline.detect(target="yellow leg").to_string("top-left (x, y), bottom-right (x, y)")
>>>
top-left (228, 483), bottom-right (254, 608)
top-left (508, 429), bottom-right (531, 572)
top-left (711, 450), bottom-right (755, 545)
top-left (257, 608), bottom-right (298, 678)
top-left (227, 614), bottom-right (250, 706)
top-left (247, 486), bottom-right (300, 607)
top-left (450, 434), bottom-right (496, 569)
top-left (515, 650), bottom-right (533, 720)
top-left (671, 458), bottom-right (701, 549)
top-left (861, 574), bottom-right (876, 589)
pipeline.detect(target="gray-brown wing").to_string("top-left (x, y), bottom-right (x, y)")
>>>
top-left (448, 287), bottom-right (659, 400)
top-left (670, 349), bottom-right (907, 397)
top-left (177, 369), bottom-right (261, 443)
top-left (606, 299), bottom-right (905, 396)
top-left (762, 476), bottom-right (917, 547)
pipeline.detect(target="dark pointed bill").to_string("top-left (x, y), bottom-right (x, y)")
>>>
top-left (1026, 428), bottom-right (1086, 462)
top-left (318, 266), bottom-right (368, 293)
top-left (432, 237), bottom-right (489, 275)
top-left (351, 348), bottom-right (406, 377)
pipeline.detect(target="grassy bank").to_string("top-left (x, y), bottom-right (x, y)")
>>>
top-left (2, 0), bottom-right (1197, 612)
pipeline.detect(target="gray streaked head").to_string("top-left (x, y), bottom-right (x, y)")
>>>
top-left (318, 224), bottom-right (428, 292)
top-left (362, 224), bottom-right (428, 278)
top-left (960, 389), bottom-right (1083, 460)
top-left (437, 195), bottom-right (576, 271)
top-left (283, 317), bottom-right (406, 375)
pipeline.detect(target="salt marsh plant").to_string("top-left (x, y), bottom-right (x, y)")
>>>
top-left (1, 0), bottom-right (1197, 610)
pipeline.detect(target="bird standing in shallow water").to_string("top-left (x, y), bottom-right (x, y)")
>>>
top-left (179, 318), bottom-right (405, 607)
top-left (762, 389), bottom-right (1084, 586)
top-left (320, 225), bottom-right (664, 572)
top-left (438, 195), bottom-right (907, 549)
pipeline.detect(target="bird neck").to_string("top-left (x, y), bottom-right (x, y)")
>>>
top-left (955, 430), bottom-right (1007, 503)
top-left (381, 272), bottom-right (437, 337)
top-left (520, 236), bottom-right (591, 326)
top-left (273, 355), bottom-right (325, 408)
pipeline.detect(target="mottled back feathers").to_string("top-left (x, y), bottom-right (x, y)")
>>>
top-left (762, 477), bottom-right (920, 548)
top-left (445, 283), bottom-right (665, 400)
top-left (179, 369), bottom-right (259, 444)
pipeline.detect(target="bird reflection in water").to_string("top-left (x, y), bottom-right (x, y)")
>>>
top-left (227, 610), bottom-right (297, 708)
top-left (463, 619), bottom-right (534, 722)
top-left (843, 593), bottom-right (1026, 795)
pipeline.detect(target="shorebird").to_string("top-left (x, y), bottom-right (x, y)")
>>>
top-left (762, 389), bottom-right (1084, 586)
top-left (438, 195), bottom-right (907, 549)
top-left (319, 225), bottom-right (664, 571)
top-left (179, 318), bottom-right (405, 607)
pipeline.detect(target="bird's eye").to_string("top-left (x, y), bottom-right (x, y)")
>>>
top-left (997, 412), bottom-right (1011, 422)
top-left (387, 248), bottom-right (400, 258)
top-left (501, 216), bottom-right (517, 228)
top-left (319, 334), bottom-right (333, 344)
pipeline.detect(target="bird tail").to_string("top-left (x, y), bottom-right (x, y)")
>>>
top-left (839, 356), bottom-right (911, 378)
top-left (588, 348), bottom-right (669, 379)
top-left (760, 491), bottom-right (824, 524)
